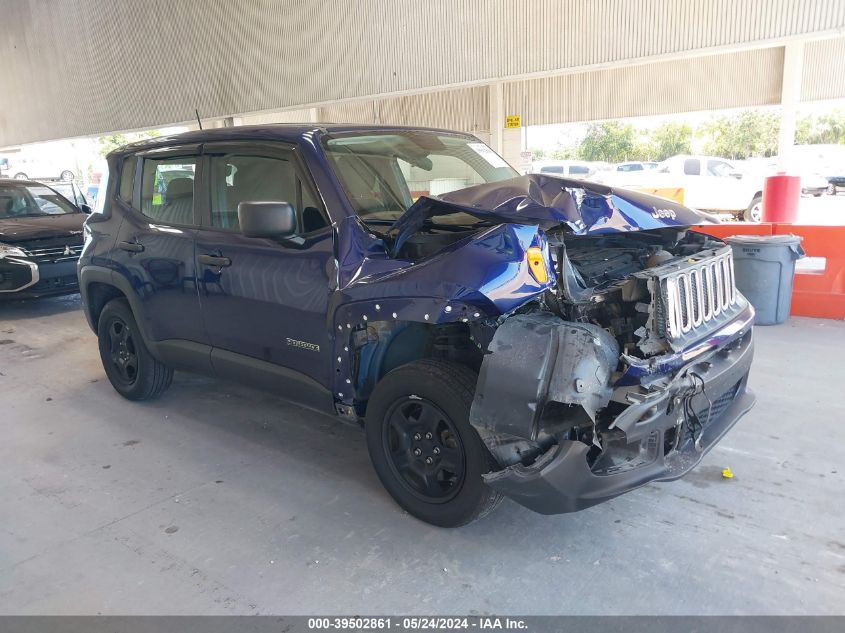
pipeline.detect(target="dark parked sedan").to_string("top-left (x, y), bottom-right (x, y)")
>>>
top-left (827, 174), bottom-right (845, 195)
top-left (0, 179), bottom-right (86, 299)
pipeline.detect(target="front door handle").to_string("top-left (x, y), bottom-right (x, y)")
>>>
top-left (198, 254), bottom-right (232, 268)
top-left (118, 240), bottom-right (144, 253)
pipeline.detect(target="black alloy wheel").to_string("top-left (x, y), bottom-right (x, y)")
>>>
top-left (106, 316), bottom-right (139, 386)
top-left (365, 359), bottom-right (503, 527)
top-left (383, 397), bottom-right (466, 502)
top-left (97, 298), bottom-right (173, 401)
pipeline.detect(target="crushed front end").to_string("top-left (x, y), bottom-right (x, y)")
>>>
top-left (469, 227), bottom-right (756, 514)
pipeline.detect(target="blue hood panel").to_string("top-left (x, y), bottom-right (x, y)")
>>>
top-left (390, 174), bottom-right (712, 255)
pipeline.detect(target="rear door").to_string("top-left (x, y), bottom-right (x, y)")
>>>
top-left (192, 141), bottom-right (335, 406)
top-left (111, 146), bottom-right (207, 355)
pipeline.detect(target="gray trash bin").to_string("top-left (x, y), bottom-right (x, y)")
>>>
top-left (725, 234), bottom-right (804, 326)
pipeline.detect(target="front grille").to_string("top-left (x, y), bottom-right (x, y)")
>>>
top-left (661, 252), bottom-right (737, 340)
top-left (19, 239), bottom-right (83, 263)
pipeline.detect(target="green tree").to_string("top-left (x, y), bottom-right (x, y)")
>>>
top-left (650, 122), bottom-right (693, 160)
top-left (97, 130), bottom-right (161, 157)
top-left (699, 111), bottom-right (780, 159)
top-left (811, 110), bottom-right (845, 144)
top-left (795, 115), bottom-right (815, 145)
top-left (629, 138), bottom-right (655, 161)
top-left (549, 144), bottom-right (578, 160)
top-left (577, 121), bottom-right (636, 162)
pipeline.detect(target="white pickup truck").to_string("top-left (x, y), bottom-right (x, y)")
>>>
top-left (599, 155), bottom-right (763, 222)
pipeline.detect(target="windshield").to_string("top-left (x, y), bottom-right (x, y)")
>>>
top-left (0, 183), bottom-right (80, 219)
top-left (322, 131), bottom-right (517, 224)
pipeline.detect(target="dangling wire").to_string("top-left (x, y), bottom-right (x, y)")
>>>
top-left (682, 372), bottom-right (710, 451)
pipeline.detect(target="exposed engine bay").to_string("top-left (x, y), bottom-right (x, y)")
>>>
top-left (392, 219), bottom-right (734, 360)
top-left (543, 227), bottom-right (732, 359)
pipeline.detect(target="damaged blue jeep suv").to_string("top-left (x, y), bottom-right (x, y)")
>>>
top-left (79, 125), bottom-right (755, 526)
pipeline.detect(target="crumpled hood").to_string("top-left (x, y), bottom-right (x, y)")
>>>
top-left (390, 174), bottom-right (712, 255)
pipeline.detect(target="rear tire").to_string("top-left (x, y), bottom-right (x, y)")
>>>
top-left (97, 298), bottom-right (173, 401)
top-left (744, 194), bottom-right (763, 222)
top-left (365, 359), bottom-right (503, 527)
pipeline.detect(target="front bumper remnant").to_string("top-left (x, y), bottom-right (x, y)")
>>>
top-left (472, 311), bottom-right (756, 515)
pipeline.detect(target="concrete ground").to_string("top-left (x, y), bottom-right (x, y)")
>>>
top-left (1, 295), bottom-right (843, 615)
top-left (796, 192), bottom-right (845, 225)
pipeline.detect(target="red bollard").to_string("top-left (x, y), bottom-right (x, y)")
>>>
top-left (762, 174), bottom-right (801, 223)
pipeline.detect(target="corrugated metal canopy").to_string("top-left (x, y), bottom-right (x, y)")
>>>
top-left (1, 0), bottom-right (845, 145)
top-left (503, 48), bottom-right (785, 126)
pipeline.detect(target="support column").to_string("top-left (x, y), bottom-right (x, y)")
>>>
top-left (502, 127), bottom-right (522, 170)
top-left (489, 82), bottom-right (504, 155)
top-left (308, 107), bottom-right (320, 123)
top-left (778, 41), bottom-right (804, 160)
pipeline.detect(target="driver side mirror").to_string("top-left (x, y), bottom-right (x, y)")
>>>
top-left (729, 171), bottom-right (744, 179)
top-left (238, 201), bottom-right (296, 239)
top-left (79, 203), bottom-right (93, 214)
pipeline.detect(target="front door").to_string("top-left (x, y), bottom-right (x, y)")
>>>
top-left (193, 142), bottom-right (335, 407)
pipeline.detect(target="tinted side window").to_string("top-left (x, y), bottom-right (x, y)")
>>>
top-left (540, 165), bottom-right (564, 174)
top-left (569, 165), bottom-right (590, 175)
top-left (140, 157), bottom-right (196, 225)
top-left (683, 158), bottom-right (701, 176)
top-left (209, 154), bottom-right (327, 233)
top-left (707, 160), bottom-right (733, 177)
top-left (118, 156), bottom-right (136, 204)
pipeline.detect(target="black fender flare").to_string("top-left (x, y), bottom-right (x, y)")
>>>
top-left (79, 265), bottom-right (155, 348)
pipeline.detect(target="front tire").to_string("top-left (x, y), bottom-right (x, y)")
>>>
top-left (744, 194), bottom-right (763, 222)
top-left (365, 359), bottom-right (502, 527)
top-left (97, 298), bottom-right (173, 401)
top-left (13, 172), bottom-right (27, 180)
top-left (60, 169), bottom-right (74, 182)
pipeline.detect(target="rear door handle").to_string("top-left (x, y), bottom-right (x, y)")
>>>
top-left (198, 254), bottom-right (232, 268)
top-left (118, 240), bottom-right (144, 253)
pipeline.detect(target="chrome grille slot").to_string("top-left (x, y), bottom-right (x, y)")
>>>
top-left (690, 269), bottom-right (702, 327)
top-left (22, 244), bottom-right (83, 261)
top-left (720, 258), bottom-right (731, 307)
top-left (712, 262), bottom-right (722, 315)
top-left (661, 251), bottom-right (738, 342)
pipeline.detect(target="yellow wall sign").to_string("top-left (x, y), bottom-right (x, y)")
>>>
top-left (505, 115), bottom-right (521, 129)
